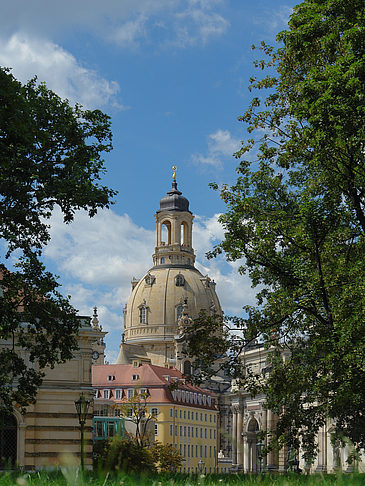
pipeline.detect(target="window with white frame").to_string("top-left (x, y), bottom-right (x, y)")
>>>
top-left (132, 374), bottom-right (139, 381)
top-left (127, 389), bottom-right (134, 399)
top-left (151, 407), bottom-right (158, 417)
top-left (140, 388), bottom-right (148, 396)
top-left (115, 389), bottom-right (121, 400)
top-left (103, 389), bottom-right (110, 399)
top-left (154, 423), bottom-right (158, 435)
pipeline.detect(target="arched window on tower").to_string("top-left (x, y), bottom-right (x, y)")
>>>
top-left (161, 220), bottom-right (172, 245)
top-left (181, 221), bottom-right (189, 246)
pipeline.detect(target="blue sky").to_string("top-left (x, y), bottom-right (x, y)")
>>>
top-left (0, 0), bottom-right (298, 362)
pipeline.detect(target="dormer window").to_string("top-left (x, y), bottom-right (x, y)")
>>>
top-left (175, 274), bottom-right (185, 287)
top-left (145, 273), bottom-right (155, 286)
top-left (108, 375), bottom-right (115, 381)
top-left (132, 374), bottom-right (139, 381)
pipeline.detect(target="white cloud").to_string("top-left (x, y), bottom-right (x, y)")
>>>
top-left (253, 5), bottom-right (292, 32)
top-left (0, 1), bottom-right (228, 51)
top-left (173, 0), bottom-right (229, 47)
top-left (192, 129), bottom-right (240, 167)
top-left (108, 15), bottom-right (147, 47)
top-left (0, 34), bottom-right (122, 110)
top-left (45, 208), bottom-right (154, 295)
top-left (194, 214), bottom-right (257, 315)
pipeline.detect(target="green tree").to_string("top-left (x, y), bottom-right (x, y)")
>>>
top-left (150, 442), bottom-right (184, 472)
top-left (0, 67), bottom-right (116, 411)
top-left (95, 436), bottom-right (156, 473)
top-left (118, 388), bottom-right (156, 448)
top-left (187, 0), bottom-right (365, 461)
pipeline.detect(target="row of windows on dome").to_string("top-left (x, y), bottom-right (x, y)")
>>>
top-left (145, 274), bottom-right (185, 286)
top-left (138, 301), bottom-right (185, 324)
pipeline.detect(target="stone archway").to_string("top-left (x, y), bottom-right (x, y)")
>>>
top-left (246, 417), bottom-right (260, 473)
top-left (0, 412), bottom-right (17, 468)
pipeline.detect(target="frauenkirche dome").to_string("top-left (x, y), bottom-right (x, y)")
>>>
top-left (116, 168), bottom-right (222, 368)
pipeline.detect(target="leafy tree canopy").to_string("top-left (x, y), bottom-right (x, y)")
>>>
top-left (0, 67), bottom-right (116, 411)
top-left (187, 0), bottom-right (365, 461)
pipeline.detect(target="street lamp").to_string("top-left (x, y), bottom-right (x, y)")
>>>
top-left (75, 393), bottom-right (92, 471)
top-left (256, 441), bottom-right (264, 473)
top-left (198, 459), bottom-right (205, 474)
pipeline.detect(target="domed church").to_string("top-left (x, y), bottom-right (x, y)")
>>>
top-left (116, 168), bottom-right (222, 370)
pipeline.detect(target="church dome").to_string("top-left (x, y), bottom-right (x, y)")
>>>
top-left (123, 265), bottom-right (221, 349)
top-left (158, 181), bottom-right (190, 213)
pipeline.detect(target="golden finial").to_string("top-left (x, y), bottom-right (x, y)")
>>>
top-left (172, 165), bottom-right (177, 181)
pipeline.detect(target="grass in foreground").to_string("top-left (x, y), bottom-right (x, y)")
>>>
top-left (0, 470), bottom-right (364, 486)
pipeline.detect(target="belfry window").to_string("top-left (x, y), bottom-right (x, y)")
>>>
top-left (175, 274), bottom-right (185, 287)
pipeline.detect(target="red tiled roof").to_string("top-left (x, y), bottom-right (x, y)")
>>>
top-left (92, 363), bottom-right (217, 409)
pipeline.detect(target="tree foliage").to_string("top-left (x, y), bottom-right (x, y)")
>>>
top-left (0, 67), bottom-right (116, 411)
top-left (187, 0), bottom-right (365, 460)
top-left (118, 388), bottom-right (156, 448)
top-left (94, 436), bottom-right (184, 474)
top-left (94, 436), bottom-right (156, 473)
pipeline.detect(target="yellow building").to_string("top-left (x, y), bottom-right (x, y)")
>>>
top-left (92, 362), bottom-right (219, 473)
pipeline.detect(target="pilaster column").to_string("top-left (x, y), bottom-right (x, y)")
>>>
top-left (266, 409), bottom-right (278, 471)
top-left (232, 408), bottom-right (237, 466)
top-left (243, 435), bottom-right (249, 472)
top-left (237, 407), bottom-right (243, 468)
top-left (262, 406), bottom-right (268, 470)
top-left (343, 444), bottom-right (353, 473)
top-left (316, 425), bottom-right (327, 472)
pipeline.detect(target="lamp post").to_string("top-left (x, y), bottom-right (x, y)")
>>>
top-left (256, 441), bottom-right (264, 473)
top-left (75, 393), bottom-right (91, 471)
top-left (198, 459), bottom-right (205, 474)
